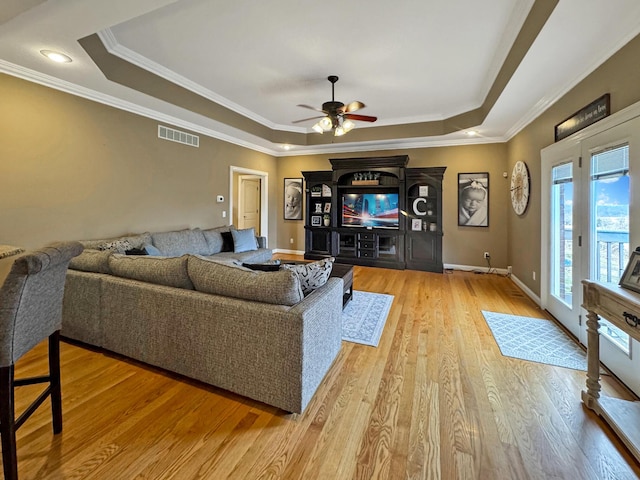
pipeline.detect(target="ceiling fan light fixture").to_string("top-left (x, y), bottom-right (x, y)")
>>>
top-left (312, 122), bottom-right (324, 134)
top-left (319, 117), bottom-right (333, 131)
top-left (342, 119), bottom-right (355, 133)
top-left (334, 126), bottom-right (345, 136)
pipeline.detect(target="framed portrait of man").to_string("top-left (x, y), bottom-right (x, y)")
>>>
top-left (458, 173), bottom-right (489, 227)
top-left (284, 178), bottom-right (303, 220)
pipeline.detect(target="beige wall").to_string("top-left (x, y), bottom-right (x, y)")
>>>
top-left (4, 30), bottom-right (640, 287)
top-left (277, 144), bottom-right (509, 267)
top-left (506, 32), bottom-right (640, 296)
top-left (0, 74), bottom-right (278, 249)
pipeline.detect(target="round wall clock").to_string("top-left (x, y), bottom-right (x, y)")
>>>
top-left (510, 160), bottom-right (530, 215)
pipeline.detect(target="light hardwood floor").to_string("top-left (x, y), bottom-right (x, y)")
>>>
top-left (8, 261), bottom-right (640, 479)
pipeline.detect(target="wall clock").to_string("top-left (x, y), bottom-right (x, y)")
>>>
top-left (510, 160), bottom-right (530, 215)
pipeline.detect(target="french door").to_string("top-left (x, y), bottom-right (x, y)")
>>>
top-left (542, 112), bottom-right (640, 395)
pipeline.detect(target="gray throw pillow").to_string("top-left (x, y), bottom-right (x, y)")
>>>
top-left (282, 258), bottom-right (334, 295)
top-left (231, 228), bottom-right (258, 253)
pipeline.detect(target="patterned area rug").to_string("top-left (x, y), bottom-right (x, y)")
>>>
top-left (342, 291), bottom-right (394, 347)
top-left (481, 310), bottom-right (588, 371)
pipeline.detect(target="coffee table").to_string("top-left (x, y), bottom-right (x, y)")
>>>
top-left (329, 262), bottom-right (354, 307)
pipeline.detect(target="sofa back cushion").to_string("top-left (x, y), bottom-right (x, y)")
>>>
top-left (151, 229), bottom-right (209, 256)
top-left (108, 254), bottom-right (194, 289)
top-left (187, 255), bottom-right (303, 306)
top-left (68, 249), bottom-right (112, 274)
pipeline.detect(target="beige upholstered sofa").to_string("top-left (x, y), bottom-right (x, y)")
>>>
top-left (61, 227), bottom-right (343, 413)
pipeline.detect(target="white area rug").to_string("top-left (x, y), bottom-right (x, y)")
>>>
top-left (342, 291), bottom-right (394, 347)
top-left (481, 310), bottom-right (588, 371)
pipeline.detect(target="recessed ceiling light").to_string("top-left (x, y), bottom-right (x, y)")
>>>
top-left (466, 130), bottom-right (478, 136)
top-left (40, 50), bottom-right (72, 63)
top-left (282, 144), bottom-right (292, 150)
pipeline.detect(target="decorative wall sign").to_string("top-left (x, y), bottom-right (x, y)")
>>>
top-left (555, 94), bottom-right (610, 142)
top-left (419, 185), bottom-right (429, 196)
top-left (411, 219), bottom-right (422, 231)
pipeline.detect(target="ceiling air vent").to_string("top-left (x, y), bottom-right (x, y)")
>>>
top-left (158, 125), bottom-right (199, 147)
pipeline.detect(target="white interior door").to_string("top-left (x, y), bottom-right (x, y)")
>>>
top-left (238, 176), bottom-right (261, 234)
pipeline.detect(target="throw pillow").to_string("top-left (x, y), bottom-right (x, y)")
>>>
top-left (242, 259), bottom-right (281, 271)
top-left (220, 231), bottom-right (234, 252)
top-left (125, 247), bottom-right (148, 256)
top-left (281, 257), bottom-right (334, 295)
top-left (231, 228), bottom-right (258, 253)
top-left (142, 243), bottom-right (163, 256)
top-left (97, 239), bottom-right (133, 254)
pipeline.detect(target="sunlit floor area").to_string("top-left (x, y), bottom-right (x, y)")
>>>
top-left (7, 261), bottom-right (640, 479)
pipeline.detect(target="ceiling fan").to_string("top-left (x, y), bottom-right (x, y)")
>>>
top-left (293, 75), bottom-right (377, 136)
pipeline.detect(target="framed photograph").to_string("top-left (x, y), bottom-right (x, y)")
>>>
top-left (324, 202), bottom-right (331, 213)
top-left (419, 185), bottom-right (429, 197)
top-left (311, 215), bottom-right (322, 227)
top-left (411, 218), bottom-right (422, 231)
top-left (619, 250), bottom-right (640, 293)
top-left (284, 178), bottom-right (303, 220)
top-left (458, 172), bottom-right (489, 227)
top-left (314, 203), bottom-right (323, 213)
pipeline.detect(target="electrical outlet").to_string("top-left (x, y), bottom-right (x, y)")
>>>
top-left (532, 271), bottom-right (536, 281)
top-left (484, 252), bottom-right (490, 259)
top-left (290, 238), bottom-right (294, 244)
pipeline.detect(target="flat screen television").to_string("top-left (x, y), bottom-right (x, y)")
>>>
top-left (342, 192), bottom-right (399, 228)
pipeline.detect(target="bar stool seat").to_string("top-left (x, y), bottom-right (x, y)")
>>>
top-left (0, 242), bottom-right (83, 480)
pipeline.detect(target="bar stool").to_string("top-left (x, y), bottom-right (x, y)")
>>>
top-left (0, 242), bottom-right (83, 480)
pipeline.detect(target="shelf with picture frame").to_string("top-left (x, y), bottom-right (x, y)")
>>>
top-left (302, 170), bottom-right (334, 259)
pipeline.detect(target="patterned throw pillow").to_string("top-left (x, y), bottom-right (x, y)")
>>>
top-left (281, 257), bottom-right (334, 295)
top-left (97, 239), bottom-right (133, 254)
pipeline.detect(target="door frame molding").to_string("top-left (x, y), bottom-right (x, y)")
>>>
top-left (229, 166), bottom-right (269, 244)
top-left (540, 99), bottom-right (640, 310)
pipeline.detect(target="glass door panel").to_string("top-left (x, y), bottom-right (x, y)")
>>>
top-left (589, 145), bottom-right (630, 354)
top-left (550, 163), bottom-right (573, 308)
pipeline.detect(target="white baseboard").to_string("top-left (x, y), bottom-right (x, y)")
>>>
top-left (444, 263), bottom-right (509, 276)
top-left (273, 248), bottom-right (305, 255)
top-left (509, 274), bottom-right (542, 306)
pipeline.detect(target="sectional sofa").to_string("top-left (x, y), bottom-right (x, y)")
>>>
top-left (62, 226), bottom-right (343, 413)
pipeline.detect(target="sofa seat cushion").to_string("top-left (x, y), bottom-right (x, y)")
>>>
top-left (68, 249), bottom-right (112, 274)
top-left (108, 254), bottom-right (194, 289)
top-left (151, 228), bottom-right (209, 256)
top-left (282, 258), bottom-right (334, 295)
top-left (188, 255), bottom-right (303, 306)
top-left (211, 248), bottom-right (273, 264)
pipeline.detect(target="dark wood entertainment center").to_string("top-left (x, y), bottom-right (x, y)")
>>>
top-left (302, 155), bottom-right (446, 272)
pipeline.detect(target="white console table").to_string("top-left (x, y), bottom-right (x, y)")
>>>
top-left (582, 279), bottom-right (640, 462)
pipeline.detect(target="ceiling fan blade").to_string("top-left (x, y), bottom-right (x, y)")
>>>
top-left (344, 113), bottom-right (377, 122)
top-left (343, 101), bottom-right (365, 113)
top-left (297, 104), bottom-right (326, 113)
top-left (292, 115), bottom-right (325, 124)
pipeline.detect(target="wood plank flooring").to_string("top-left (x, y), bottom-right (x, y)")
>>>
top-left (7, 261), bottom-right (640, 479)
